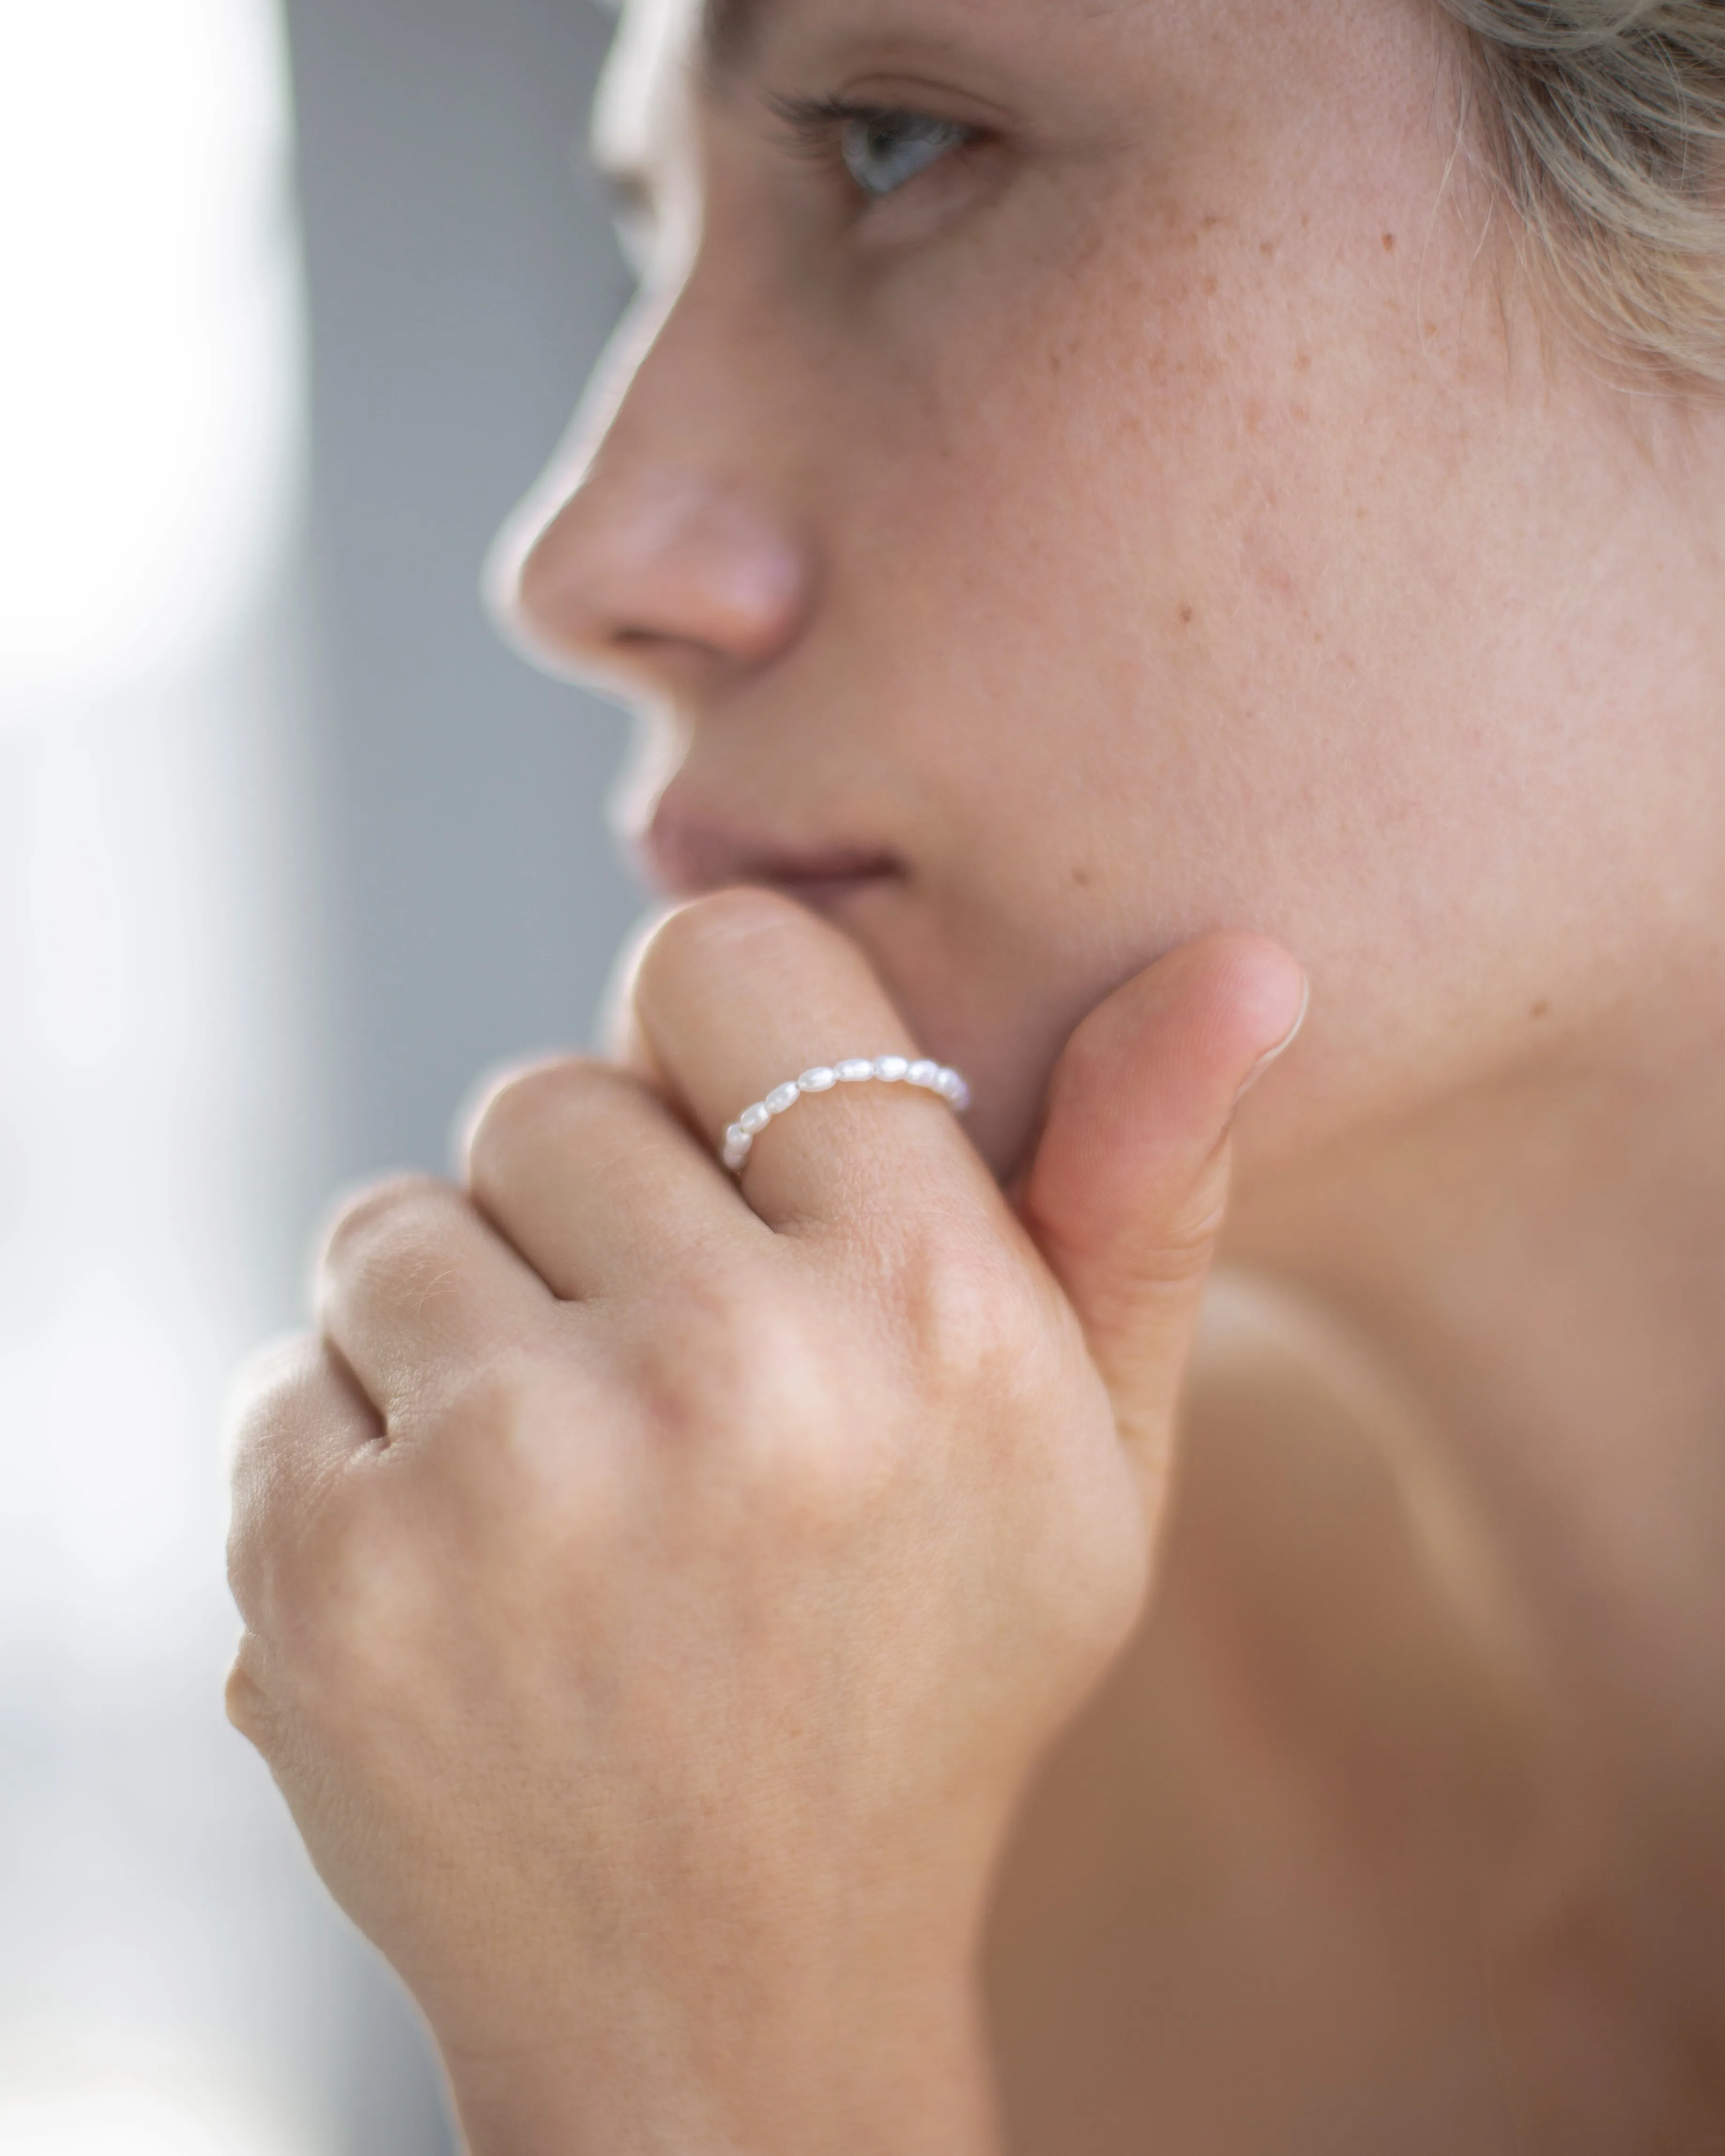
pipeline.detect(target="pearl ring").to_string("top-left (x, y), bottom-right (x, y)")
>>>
top-left (723, 1057), bottom-right (971, 1174)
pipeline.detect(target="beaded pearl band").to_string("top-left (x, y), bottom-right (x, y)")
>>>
top-left (723, 1057), bottom-right (971, 1174)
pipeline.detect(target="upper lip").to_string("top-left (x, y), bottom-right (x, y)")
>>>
top-left (635, 801), bottom-right (903, 904)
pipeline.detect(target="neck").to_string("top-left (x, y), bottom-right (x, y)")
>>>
top-left (1227, 978), bottom-right (1725, 2024)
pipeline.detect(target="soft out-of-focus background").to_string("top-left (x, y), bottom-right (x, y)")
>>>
top-left (0, 0), bottom-right (634, 2147)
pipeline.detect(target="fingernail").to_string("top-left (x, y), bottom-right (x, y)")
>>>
top-left (1235, 974), bottom-right (1310, 1104)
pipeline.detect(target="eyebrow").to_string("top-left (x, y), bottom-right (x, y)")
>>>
top-left (702, 0), bottom-right (777, 74)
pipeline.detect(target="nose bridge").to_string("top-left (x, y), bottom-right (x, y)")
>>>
top-left (589, 251), bottom-right (747, 487)
top-left (487, 274), bottom-right (687, 615)
top-left (494, 246), bottom-right (811, 686)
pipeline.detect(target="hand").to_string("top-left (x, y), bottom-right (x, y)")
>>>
top-left (225, 891), bottom-right (1305, 2156)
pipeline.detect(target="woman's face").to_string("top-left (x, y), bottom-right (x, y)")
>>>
top-left (500, 0), bottom-right (1725, 1180)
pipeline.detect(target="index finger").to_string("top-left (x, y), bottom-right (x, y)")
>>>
top-left (629, 889), bottom-right (999, 1239)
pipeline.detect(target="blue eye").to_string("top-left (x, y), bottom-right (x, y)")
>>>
top-left (838, 111), bottom-right (972, 199)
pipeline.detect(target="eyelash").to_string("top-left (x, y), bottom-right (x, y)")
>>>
top-left (766, 93), bottom-right (978, 194)
top-left (769, 92), bottom-right (882, 151)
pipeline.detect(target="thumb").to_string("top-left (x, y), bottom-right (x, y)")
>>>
top-left (1022, 932), bottom-right (1307, 1480)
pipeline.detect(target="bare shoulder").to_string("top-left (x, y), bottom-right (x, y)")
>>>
top-left (983, 1272), bottom-right (1543, 2156)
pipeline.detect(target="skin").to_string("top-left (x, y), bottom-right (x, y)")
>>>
top-left (227, 0), bottom-right (1725, 2149)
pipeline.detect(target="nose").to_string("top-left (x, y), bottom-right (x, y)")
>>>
top-left (495, 297), bottom-right (814, 700)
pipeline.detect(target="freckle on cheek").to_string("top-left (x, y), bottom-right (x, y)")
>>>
top-left (1383, 232), bottom-right (1397, 252)
top-left (1178, 603), bottom-right (1196, 627)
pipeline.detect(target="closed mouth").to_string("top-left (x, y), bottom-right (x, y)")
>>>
top-left (635, 809), bottom-right (904, 910)
top-left (753, 853), bottom-right (903, 910)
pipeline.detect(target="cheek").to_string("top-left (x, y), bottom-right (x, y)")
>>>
top-left (827, 206), bottom-right (1614, 1162)
top-left (855, 232), bottom-right (1434, 905)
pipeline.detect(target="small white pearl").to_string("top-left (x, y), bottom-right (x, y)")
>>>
top-left (722, 1057), bottom-right (971, 1173)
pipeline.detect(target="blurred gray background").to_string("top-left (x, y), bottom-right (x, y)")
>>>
top-left (0, 3), bottom-right (635, 2145)
top-left (287, 0), bottom-right (639, 1188)
top-left (287, 0), bottom-right (637, 2141)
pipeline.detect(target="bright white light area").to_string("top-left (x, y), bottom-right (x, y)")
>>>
top-left (0, 0), bottom-right (337, 2134)
top-left (0, 2055), bottom-right (305, 2156)
top-left (0, 0), bottom-right (301, 707)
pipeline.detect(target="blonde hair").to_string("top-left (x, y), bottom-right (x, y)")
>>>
top-left (1436, 1), bottom-right (1725, 387)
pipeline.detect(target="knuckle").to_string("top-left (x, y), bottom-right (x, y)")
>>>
top-left (224, 1335), bottom-right (339, 1614)
top-left (631, 1238), bottom-right (1058, 1533)
top-left (636, 1268), bottom-right (842, 1455)
top-left (223, 1344), bottom-right (403, 1688)
top-left (634, 1266), bottom-right (788, 1434)
top-left (224, 1330), bottom-right (324, 1473)
top-left (464, 1052), bottom-right (618, 1182)
top-left (894, 1221), bottom-right (1052, 1408)
top-left (431, 1352), bottom-right (621, 1548)
top-left (317, 1178), bottom-right (497, 1339)
top-left (319, 1171), bottom-right (448, 1277)
top-left (437, 1351), bottom-right (559, 1472)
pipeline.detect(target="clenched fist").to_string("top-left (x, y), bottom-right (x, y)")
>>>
top-left (225, 890), bottom-right (1305, 2156)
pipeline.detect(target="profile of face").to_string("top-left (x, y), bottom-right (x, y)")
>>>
top-left (497, 0), bottom-right (1725, 1186)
